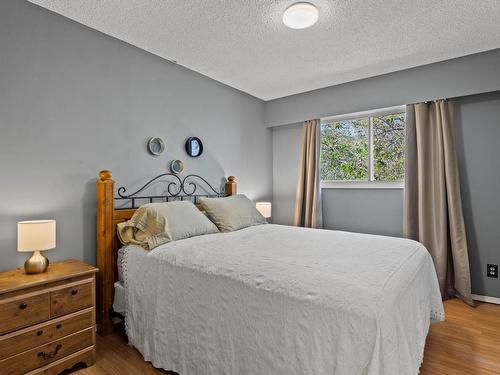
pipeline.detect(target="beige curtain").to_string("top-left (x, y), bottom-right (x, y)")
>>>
top-left (293, 119), bottom-right (323, 228)
top-left (404, 100), bottom-right (473, 305)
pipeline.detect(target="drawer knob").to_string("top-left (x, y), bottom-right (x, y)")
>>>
top-left (19, 302), bottom-right (28, 310)
top-left (56, 324), bottom-right (62, 329)
top-left (37, 330), bottom-right (43, 336)
top-left (37, 344), bottom-right (62, 360)
top-left (71, 289), bottom-right (78, 295)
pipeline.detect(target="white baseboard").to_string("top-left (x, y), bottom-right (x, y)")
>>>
top-left (472, 294), bottom-right (500, 305)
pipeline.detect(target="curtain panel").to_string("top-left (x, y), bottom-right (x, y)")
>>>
top-left (293, 119), bottom-right (323, 228)
top-left (404, 100), bottom-right (473, 305)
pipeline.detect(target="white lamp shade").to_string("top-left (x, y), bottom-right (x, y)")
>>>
top-left (17, 220), bottom-right (56, 252)
top-left (256, 202), bottom-right (272, 218)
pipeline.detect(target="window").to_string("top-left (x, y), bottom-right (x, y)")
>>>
top-left (320, 106), bottom-right (406, 188)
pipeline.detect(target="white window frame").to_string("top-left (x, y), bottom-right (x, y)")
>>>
top-left (320, 105), bottom-right (406, 189)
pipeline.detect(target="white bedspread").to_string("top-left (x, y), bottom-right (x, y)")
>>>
top-left (122, 224), bottom-right (444, 375)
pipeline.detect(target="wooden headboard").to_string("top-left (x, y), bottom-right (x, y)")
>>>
top-left (96, 170), bottom-right (237, 334)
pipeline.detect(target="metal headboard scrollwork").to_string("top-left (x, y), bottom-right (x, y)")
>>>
top-left (115, 173), bottom-right (227, 209)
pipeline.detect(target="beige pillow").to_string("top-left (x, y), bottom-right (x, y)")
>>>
top-left (117, 201), bottom-right (219, 250)
top-left (198, 195), bottom-right (267, 232)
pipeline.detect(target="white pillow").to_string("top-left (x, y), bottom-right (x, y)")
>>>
top-left (117, 201), bottom-right (219, 249)
top-left (198, 195), bottom-right (267, 232)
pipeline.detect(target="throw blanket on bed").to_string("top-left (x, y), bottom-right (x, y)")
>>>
top-left (121, 224), bottom-right (444, 375)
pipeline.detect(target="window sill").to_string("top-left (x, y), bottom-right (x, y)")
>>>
top-left (320, 181), bottom-right (404, 189)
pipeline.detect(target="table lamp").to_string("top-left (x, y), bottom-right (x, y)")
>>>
top-left (256, 202), bottom-right (272, 219)
top-left (17, 220), bottom-right (56, 274)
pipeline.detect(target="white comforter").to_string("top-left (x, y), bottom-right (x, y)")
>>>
top-left (121, 224), bottom-right (444, 375)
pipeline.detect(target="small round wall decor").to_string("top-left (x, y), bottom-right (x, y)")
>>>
top-left (185, 137), bottom-right (203, 157)
top-left (147, 137), bottom-right (165, 156)
top-left (169, 160), bottom-right (184, 174)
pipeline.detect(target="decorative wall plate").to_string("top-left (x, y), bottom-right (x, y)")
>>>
top-left (147, 137), bottom-right (165, 156)
top-left (185, 137), bottom-right (203, 157)
top-left (169, 159), bottom-right (184, 174)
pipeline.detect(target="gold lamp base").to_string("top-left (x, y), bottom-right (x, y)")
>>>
top-left (24, 250), bottom-right (49, 274)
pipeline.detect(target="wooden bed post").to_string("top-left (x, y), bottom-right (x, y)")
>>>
top-left (226, 176), bottom-right (237, 196)
top-left (96, 170), bottom-right (115, 335)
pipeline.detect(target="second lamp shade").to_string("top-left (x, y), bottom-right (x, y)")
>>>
top-left (256, 202), bottom-right (272, 218)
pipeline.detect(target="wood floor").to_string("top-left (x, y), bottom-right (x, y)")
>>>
top-left (75, 299), bottom-right (500, 375)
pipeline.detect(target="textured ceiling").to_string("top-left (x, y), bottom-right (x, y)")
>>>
top-left (28, 0), bottom-right (500, 100)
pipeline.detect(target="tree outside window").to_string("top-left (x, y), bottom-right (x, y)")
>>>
top-left (320, 111), bottom-right (406, 182)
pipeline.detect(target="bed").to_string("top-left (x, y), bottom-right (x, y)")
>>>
top-left (96, 170), bottom-right (444, 375)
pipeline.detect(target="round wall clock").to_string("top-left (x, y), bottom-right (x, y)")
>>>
top-left (147, 137), bottom-right (165, 156)
top-left (169, 160), bottom-right (184, 174)
top-left (185, 137), bottom-right (203, 157)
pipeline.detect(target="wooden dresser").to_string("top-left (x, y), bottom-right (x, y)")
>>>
top-left (0, 260), bottom-right (98, 375)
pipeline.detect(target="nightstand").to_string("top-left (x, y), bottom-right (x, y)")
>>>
top-left (0, 259), bottom-right (98, 375)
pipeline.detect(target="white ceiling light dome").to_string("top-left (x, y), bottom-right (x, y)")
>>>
top-left (283, 2), bottom-right (319, 29)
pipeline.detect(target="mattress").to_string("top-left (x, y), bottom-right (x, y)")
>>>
top-left (113, 281), bottom-right (126, 314)
top-left (117, 247), bottom-right (126, 283)
top-left (114, 246), bottom-right (147, 313)
top-left (121, 224), bottom-right (444, 375)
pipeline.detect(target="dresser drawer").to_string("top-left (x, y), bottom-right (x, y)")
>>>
top-left (0, 308), bottom-right (93, 360)
top-left (0, 293), bottom-right (50, 334)
top-left (0, 327), bottom-right (93, 375)
top-left (25, 346), bottom-right (95, 375)
top-left (50, 281), bottom-right (93, 318)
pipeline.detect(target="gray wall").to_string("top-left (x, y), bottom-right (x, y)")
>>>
top-left (272, 123), bottom-right (302, 226)
top-left (455, 92), bottom-right (500, 299)
top-left (265, 49), bottom-right (500, 127)
top-left (272, 91), bottom-right (500, 297)
top-left (0, 0), bottom-right (272, 271)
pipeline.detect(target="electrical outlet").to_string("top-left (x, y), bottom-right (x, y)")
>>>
top-left (487, 264), bottom-right (498, 278)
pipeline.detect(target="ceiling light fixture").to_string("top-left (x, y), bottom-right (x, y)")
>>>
top-left (283, 2), bottom-right (319, 29)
